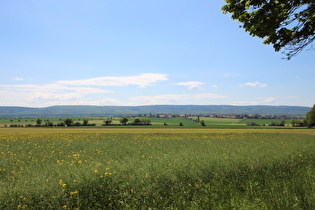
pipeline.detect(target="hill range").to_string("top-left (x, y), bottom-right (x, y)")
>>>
top-left (0, 105), bottom-right (311, 118)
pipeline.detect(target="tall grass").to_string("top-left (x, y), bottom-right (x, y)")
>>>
top-left (0, 129), bottom-right (314, 209)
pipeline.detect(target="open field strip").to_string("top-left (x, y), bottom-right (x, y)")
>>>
top-left (1, 127), bottom-right (315, 135)
top-left (0, 128), bottom-right (314, 209)
top-left (0, 116), bottom-right (301, 128)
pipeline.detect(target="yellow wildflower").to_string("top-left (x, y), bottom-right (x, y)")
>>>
top-left (70, 191), bottom-right (78, 195)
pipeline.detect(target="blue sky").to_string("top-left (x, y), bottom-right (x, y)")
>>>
top-left (0, 0), bottom-right (314, 107)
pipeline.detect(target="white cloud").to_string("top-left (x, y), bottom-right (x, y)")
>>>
top-left (233, 97), bottom-right (276, 105)
top-left (241, 81), bottom-right (268, 87)
top-left (223, 73), bottom-right (240, 77)
top-left (31, 92), bottom-right (82, 101)
top-left (0, 84), bottom-right (67, 92)
top-left (176, 81), bottom-right (204, 90)
top-left (263, 97), bottom-right (276, 103)
top-left (97, 98), bottom-right (122, 105)
top-left (211, 85), bottom-right (219, 89)
top-left (57, 73), bottom-right (168, 88)
top-left (231, 101), bottom-right (259, 105)
top-left (13, 77), bottom-right (24, 81)
top-left (0, 83), bottom-right (113, 107)
top-left (68, 87), bottom-right (111, 94)
top-left (0, 89), bottom-right (121, 107)
top-left (0, 84), bottom-right (111, 94)
top-left (129, 93), bottom-right (226, 105)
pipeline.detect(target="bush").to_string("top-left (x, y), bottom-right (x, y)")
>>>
top-left (83, 119), bottom-right (89, 126)
top-left (64, 118), bottom-right (73, 126)
top-left (104, 120), bottom-right (112, 125)
top-left (269, 120), bottom-right (285, 126)
top-left (120, 117), bottom-right (128, 125)
top-left (10, 124), bottom-right (23, 127)
top-left (246, 121), bottom-right (260, 126)
top-left (74, 122), bottom-right (82, 126)
top-left (56, 122), bottom-right (65, 127)
top-left (291, 119), bottom-right (306, 127)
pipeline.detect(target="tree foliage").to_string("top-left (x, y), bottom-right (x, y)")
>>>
top-left (305, 104), bottom-right (315, 127)
top-left (222, 0), bottom-right (315, 59)
top-left (120, 117), bottom-right (128, 125)
top-left (36, 118), bottom-right (42, 125)
top-left (104, 119), bottom-right (112, 125)
top-left (133, 118), bottom-right (141, 125)
top-left (64, 118), bottom-right (73, 126)
top-left (200, 120), bottom-right (206, 126)
top-left (83, 119), bottom-right (89, 126)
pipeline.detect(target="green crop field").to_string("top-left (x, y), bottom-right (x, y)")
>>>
top-left (0, 116), bottom-right (303, 129)
top-left (0, 128), bottom-right (314, 209)
top-left (1, 117), bottom-right (241, 128)
top-left (237, 118), bottom-right (293, 126)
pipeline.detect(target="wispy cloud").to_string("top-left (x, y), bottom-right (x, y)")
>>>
top-left (176, 81), bottom-right (204, 90)
top-left (241, 81), bottom-right (268, 88)
top-left (231, 101), bottom-right (259, 105)
top-left (57, 73), bottom-right (168, 88)
top-left (129, 93), bottom-right (226, 105)
top-left (0, 84), bottom-right (111, 94)
top-left (0, 83), bottom-right (113, 107)
top-left (13, 77), bottom-right (24, 81)
top-left (223, 73), bottom-right (240, 77)
top-left (263, 97), bottom-right (276, 103)
top-left (211, 85), bottom-right (219, 89)
top-left (0, 73), bottom-right (168, 107)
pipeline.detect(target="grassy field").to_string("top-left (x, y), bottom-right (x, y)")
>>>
top-left (1, 117), bottom-right (225, 128)
top-left (0, 128), bottom-right (314, 209)
top-left (1, 116), bottom-right (296, 129)
top-left (237, 118), bottom-right (293, 125)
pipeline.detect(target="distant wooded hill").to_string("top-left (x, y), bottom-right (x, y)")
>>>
top-left (0, 105), bottom-right (311, 118)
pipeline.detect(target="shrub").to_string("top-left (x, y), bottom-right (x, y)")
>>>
top-left (74, 122), bottom-right (82, 126)
top-left (64, 118), bottom-right (73, 126)
top-left (57, 122), bottom-right (65, 127)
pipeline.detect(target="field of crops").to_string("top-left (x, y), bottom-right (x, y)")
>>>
top-left (0, 116), bottom-right (295, 129)
top-left (1, 128), bottom-right (314, 209)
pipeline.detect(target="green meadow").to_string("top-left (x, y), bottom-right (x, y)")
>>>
top-left (0, 128), bottom-right (314, 209)
top-left (0, 116), bottom-right (296, 129)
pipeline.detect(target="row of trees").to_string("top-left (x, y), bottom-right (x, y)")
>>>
top-left (33, 118), bottom-right (95, 127)
top-left (6, 117), bottom-right (152, 127)
top-left (5, 105), bottom-right (315, 128)
top-left (246, 120), bottom-right (286, 127)
top-left (102, 118), bottom-right (151, 126)
top-left (292, 105), bottom-right (315, 127)
top-left (245, 105), bottom-right (315, 128)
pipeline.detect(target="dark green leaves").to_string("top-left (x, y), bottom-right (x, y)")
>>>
top-left (222, 0), bottom-right (315, 59)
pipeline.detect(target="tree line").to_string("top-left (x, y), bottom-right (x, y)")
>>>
top-left (246, 105), bottom-right (315, 128)
top-left (6, 117), bottom-right (152, 127)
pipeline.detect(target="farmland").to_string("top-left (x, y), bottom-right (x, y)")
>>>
top-left (0, 128), bottom-right (314, 209)
top-left (0, 116), bottom-right (299, 128)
